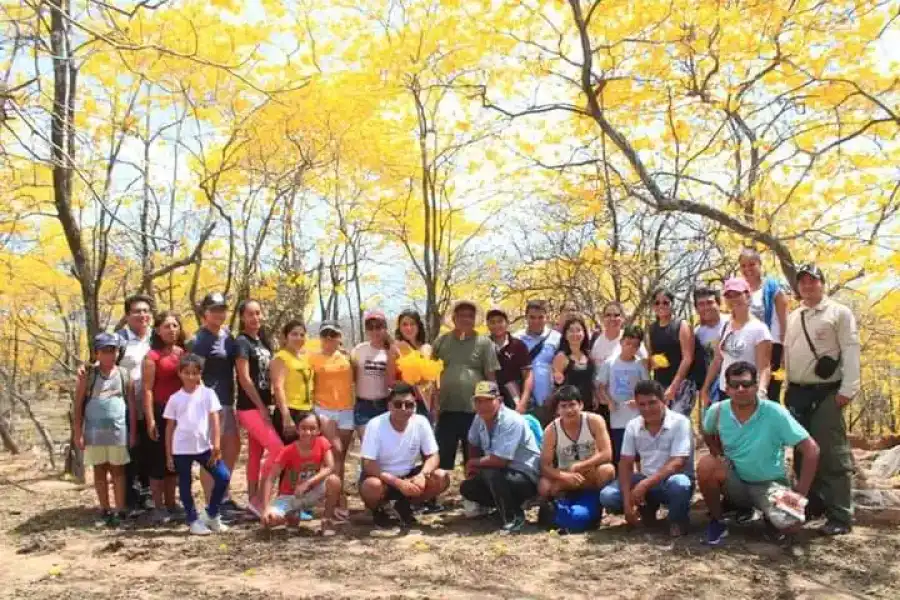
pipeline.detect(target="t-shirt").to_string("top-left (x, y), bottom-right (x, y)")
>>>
top-left (514, 328), bottom-right (561, 407)
top-left (702, 399), bottom-right (809, 483)
top-left (360, 413), bottom-right (438, 477)
top-left (188, 328), bottom-right (237, 406)
top-left (147, 347), bottom-right (184, 407)
top-left (433, 333), bottom-right (500, 413)
top-left (622, 409), bottom-right (694, 478)
top-left (84, 367), bottom-right (129, 447)
top-left (589, 333), bottom-right (648, 369)
top-left (309, 352), bottom-right (354, 410)
top-left (162, 385), bottom-right (222, 455)
top-left (750, 286), bottom-right (783, 341)
top-left (352, 343), bottom-right (390, 400)
top-left (468, 406), bottom-right (542, 483)
top-left (116, 327), bottom-right (151, 420)
top-left (493, 336), bottom-right (532, 392)
top-left (270, 436), bottom-right (332, 495)
top-left (718, 319), bottom-right (772, 390)
top-left (595, 357), bottom-right (649, 429)
top-left (275, 349), bottom-right (314, 411)
top-left (235, 333), bottom-right (273, 410)
top-left (694, 318), bottom-right (728, 370)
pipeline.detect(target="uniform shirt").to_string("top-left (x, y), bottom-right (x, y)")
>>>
top-left (468, 405), bottom-right (541, 483)
top-left (433, 333), bottom-right (500, 413)
top-left (622, 409), bottom-right (694, 478)
top-left (702, 399), bottom-right (808, 483)
top-left (514, 327), bottom-right (561, 407)
top-left (783, 296), bottom-right (861, 398)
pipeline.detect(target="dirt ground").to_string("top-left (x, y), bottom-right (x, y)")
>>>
top-left (1, 403), bottom-right (899, 600)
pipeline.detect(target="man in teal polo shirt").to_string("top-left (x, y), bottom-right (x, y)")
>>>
top-left (698, 360), bottom-right (820, 545)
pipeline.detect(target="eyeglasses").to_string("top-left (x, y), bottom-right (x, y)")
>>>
top-left (654, 300), bottom-right (671, 307)
top-left (726, 379), bottom-right (757, 389)
top-left (391, 400), bottom-right (416, 410)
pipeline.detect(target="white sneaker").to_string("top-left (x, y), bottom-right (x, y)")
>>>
top-left (189, 519), bottom-right (212, 535)
top-left (463, 499), bottom-right (490, 518)
top-left (202, 510), bottom-right (229, 533)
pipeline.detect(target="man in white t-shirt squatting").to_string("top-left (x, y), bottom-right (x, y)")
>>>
top-left (359, 383), bottom-right (451, 528)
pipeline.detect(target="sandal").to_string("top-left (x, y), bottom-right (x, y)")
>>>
top-left (319, 520), bottom-right (337, 537)
top-left (334, 507), bottom-right (351, 522)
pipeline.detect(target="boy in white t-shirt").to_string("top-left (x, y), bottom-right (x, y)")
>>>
top-left (164, 354), bottom-right (232, 535)
top-left (359, 383), bottom-right (450, 528)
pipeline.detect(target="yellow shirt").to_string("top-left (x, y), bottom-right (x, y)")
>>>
top-left (309, 351), bottom-right (354, 411)
top-left (275, 349), bottom-right (313, 411)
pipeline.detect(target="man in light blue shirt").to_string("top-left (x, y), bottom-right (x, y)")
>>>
top-left (461, 381), bottom-right (541, 534)
top-left (514, 299), bottom-right (561, 426)
top-left (699, 361), bottom-right (820, 546)
top-left (598, 380), bottom-right (694, 537)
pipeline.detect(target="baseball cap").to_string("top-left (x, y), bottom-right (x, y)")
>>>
top-left (472, 380), bottom-right (500, 399)
top-left (319, 320), bottom-right (342, 335)
top-left (451, 299), bottom-right (478, 314)
top-left (486, 306), bottom-right (508, 320)
top-left (363, 309), bottom-right (386, 323)
top-left (723, 278), bottom-right (751, 295)
top-left (93, 332), bottom-right (120, 350)
top-left (796, 263), bottom-right (825, 282)
top-left (200, 292), bottom-right (227, 310)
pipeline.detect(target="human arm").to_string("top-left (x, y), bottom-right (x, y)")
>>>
top-left (270, 357), bottom-right (293, 433)
top-left (518, 368), bottom-right (534, 413)
top-left (73, 370), bottom-right (87, 450)
top-left (700, 345), bottom-right (723, 407)
top-left (482, 339), bottom-right (500, 382)
top-left (127, 378), bottom-right (138, 448)
top-left (298, 445), bottom-right (336, 495)
top-left (701, 403), bottom-right (724, 457)
top-left (165, 417), bottom-right (175, 472)
top-left (755, 339), bottom-right (773, 397)
top-left (793, 437), bottom-right (820, 496)
top-left (551, 352), bottom-right (567, 385)
top-left (385, 340), bottom-right (397, 388)
top-left (836, 306), bottom-right (861, 405)
top-left (571, 414), bottom-right (613, 472)
top-left (667, 322), bottom-right (694, 401)
top-left (774, 290), bottom-right (788, 344)
top-left (208, 398), bottom-right (221, 465)
top-left (142, 357), bottom-right (157, 439)
top-left (236, 341), bottom-right (268, 415)
top-left (538, 424), bottom-right (572, 482)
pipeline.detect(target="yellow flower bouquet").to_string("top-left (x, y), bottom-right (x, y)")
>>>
top-left (651, 353), bottom-right (670, 369)
top-left (397, 351), bottom-right (444, 385)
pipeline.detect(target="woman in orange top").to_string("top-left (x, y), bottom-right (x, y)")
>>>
top-left (309, 320), bottom-right (354, 520)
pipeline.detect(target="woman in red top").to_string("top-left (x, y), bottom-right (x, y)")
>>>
top-left (142, 311), bottom-right (186, 522)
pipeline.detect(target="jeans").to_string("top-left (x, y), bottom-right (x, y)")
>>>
top-left (460, 468), bottom-right (537, 522)
top-left (173, 451), bottom-right (231, 523)
top-left (236, 408), bottom-right (284, 488)
top-left (436, 411), bottom-right (474, 470)
top-left (598, 473), bottom-right (694, 524)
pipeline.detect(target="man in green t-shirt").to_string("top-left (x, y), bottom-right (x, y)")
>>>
top-left (698, 360), bottom-right (820, 546)
top-left (433, 300), bottom-right (500, 471)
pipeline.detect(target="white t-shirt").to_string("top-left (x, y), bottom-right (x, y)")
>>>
top-left (117, 328), bottom-right (151, 419)
top-left (162, 385), bottom-right (222, 455)
top-left (695, 317), bottom-right (729, 368)
top-left (596, 357), bottom-right (649, 429)
top-left (360, 413), bottom-right (438, 476)
top-left (352, 343), bottom-right (390, 400)
top-left (589, 332), bottom-right (648, 369)
top-left (750, 288), bottom-right (782, 341)
top-left (718, 318), bottom-right (773, 390)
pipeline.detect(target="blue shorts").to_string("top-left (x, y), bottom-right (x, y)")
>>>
top-left (354, 398), bottom-right (387, 427)
top-left (315, 407), bottom-right (355, 431)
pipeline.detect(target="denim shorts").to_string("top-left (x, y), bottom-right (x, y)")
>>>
top-left (268, 485), bottom-right (325, 517)
top-left (354, 398), bottom-right (387, 427)
top-left (315, 406), bottom-right (355, 431)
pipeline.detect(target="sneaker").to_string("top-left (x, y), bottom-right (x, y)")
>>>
top-left (150, 508), bottom-right (171, 525)
top-left (463, 499), bottom-right (490, 518)
top-left (95, 509), bottom-right (113, 528)
top-left (394, 500), bottom-right (417, 527)
top-left (202, 510), bottom-right (229, 533)
top-left (735, 508), bottom-right (761, 525)
top-left (189, 519), bottom-right (212, 536)
top-left (416, 500), bottom-right (445, 515)
top-left (705, 519), bottom-right (729, 546)
top-left (105, 511), bottom-right (123, 529)
top-left (298, 510), bottom-right (314, 522)
top-left (500, 513), bottom-right (526, 535)
top-left (372, 508), bottom-right (395, 529)
top-left (819, 520), bottom-right (852, 536)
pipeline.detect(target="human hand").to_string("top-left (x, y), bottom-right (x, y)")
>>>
top-left (701, 390), bottom-right (710, 407)
top-left (294, 480), bottom-right (311, 498)
top-left (664, 385), bottom-right (675, 403)
top-left (410, 474), bottom-right (427, 490)
top-left (626, 399), bottom-right (637, 410)
top-left (75, 434), bottom-right (85, 451)
top-left (210, 445), bottom-right (221, 465)
top-left (399, 478), bottom-right (424, 497)
top-left (632, 479), bottom-right (652, 505)
top-left (836, 394), bottom-right (851, 408)
top-left (562, 471), bottom-right (586, 487)
top-left (624, 505), bottom-right (640, 527)
top-left (260, 406), bottom-right (271, 423)
top-left (166, 455), bottom-right (175, 472)
top-left (465, 459), bottom-right (480, 478)
top-left (553, 371), bottom-right (565, 385)
top-left (147, 419), bottom-right (158, 441)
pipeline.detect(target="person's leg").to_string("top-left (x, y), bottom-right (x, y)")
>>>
top-left (805, 390), bottom-right (854, 530)
top-left (164, 474), bottom-right (178, 509)
top-left (459, 472), bottom-right (496, 507)
top-left (110, 464), bottom-right (128, 513)
top-left (537, 476), bottom-right (558, 499)
top-left (359, 476), bottom-right (388, 511)
top-left (237, 408), bottom-right (284, 503)
top-left (654, 473), bottom-right (693, 527)
top-left (415, 469), bottom-right (451, 502)
top-left (482, 468), bottom-right (535, 524)
top-left (697, 455), bottom-right (729, 519)
top-left (173, 454), bottom-right (198, 523)
top-left (200, 452), bottom-right (231, 519)
top-left (93, 463), bottom-right (111, 511)
top-left (460, 412), bottom-right (475, 466)
top-left (436, 411), bottom-right (461, 471)
top-left (597, 479), bottom-right (625, 514)
top-left (202, 408), bottom-right (240, 504)
top-left (582, 463), bottom-right (617, 490)
top-left (610, 429), bottom-right (625, 467)
top-left (747, 481), bottom-right (802, 532)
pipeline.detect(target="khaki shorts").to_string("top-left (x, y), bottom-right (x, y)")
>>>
top-left (85, 445), bottom-right (130, 467)
top-left (725, 467), bottom-right (801, 530)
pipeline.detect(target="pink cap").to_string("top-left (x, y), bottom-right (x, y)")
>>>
top-left (723, 278), bottom-right (751, 294)
top-left (363, 309), bottom-right (387, 323)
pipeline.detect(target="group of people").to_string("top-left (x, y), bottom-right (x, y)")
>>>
top-left (73, 249), bottom-right (861, 544)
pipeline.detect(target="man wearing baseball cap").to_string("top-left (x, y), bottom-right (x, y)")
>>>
top-left (460, 381), bottom-right (541, 533)
top-left (783, 264), bottom-right (860, 536)
top-left (432, 300), bottom-right (500, 472)
top-left (486, 307), bottom-right (533, 412)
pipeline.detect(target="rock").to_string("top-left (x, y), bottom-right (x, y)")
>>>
top-left (870, 446), bottom-right (900, 480)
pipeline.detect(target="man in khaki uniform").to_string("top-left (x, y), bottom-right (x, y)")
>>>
top-left (783, 264), bottom-right (860, 535)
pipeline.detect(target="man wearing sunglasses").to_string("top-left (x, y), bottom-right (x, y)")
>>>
top-left (359, 383), bottom-right (450, 528)
top-left (461, 381), bottom-right (542, 534)
top-left (783, 264), bottom-right (860, 536)
top-left (698, 361), bottom-right (820, 546)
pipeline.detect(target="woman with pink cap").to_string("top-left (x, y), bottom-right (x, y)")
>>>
top-left (700, 278), bottom-right (773, 406)
top-left (351, 309), bottom-right (397, 440)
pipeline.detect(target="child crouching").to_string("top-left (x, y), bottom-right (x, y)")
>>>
top-left (164, 354), bottom-right (231, 535)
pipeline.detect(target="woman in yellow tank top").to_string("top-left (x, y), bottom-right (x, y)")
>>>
top-left (270, 320), bottom-right (314, 442)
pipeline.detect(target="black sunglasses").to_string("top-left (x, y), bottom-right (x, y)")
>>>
top-left (391, 400), bottom-right (416, 410)
top-left (727, 379), bottom-right (757, 389)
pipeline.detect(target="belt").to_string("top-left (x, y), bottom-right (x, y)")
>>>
top-left (787, 380), bottom-right (841, 392)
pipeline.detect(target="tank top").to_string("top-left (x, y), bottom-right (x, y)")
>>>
top-left (562, 355), bottom-right (595, 410)
top-left (649, 320), bottom-right (682, 386)
top-left (275, 349), bottom-right (314, 411)
top-left (148, 347), bottom-right (184, 407)
top-left (84, 367), bottom-right (128, 446)
top-left (554, 414), bottom-right (595, 470)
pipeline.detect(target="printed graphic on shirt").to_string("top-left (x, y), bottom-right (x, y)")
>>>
top-left (363, 358), bottom-right (387, 377)
top-left (256, 346), bottom-right (272, 391)
top-left (612, 369), bottom-right (640, 399)
top-left (722, 332), bottom-right (749, 358)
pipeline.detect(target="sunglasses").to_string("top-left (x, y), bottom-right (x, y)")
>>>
top-left (391, 400), bottom-right (416, 410)
top-left (654, 300), bottom-right (671, 307)
top-left (727, 379), bottom-right (757, 390)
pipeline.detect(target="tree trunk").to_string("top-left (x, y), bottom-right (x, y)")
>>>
top-left (0, 415), bottom-right (19, 454)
